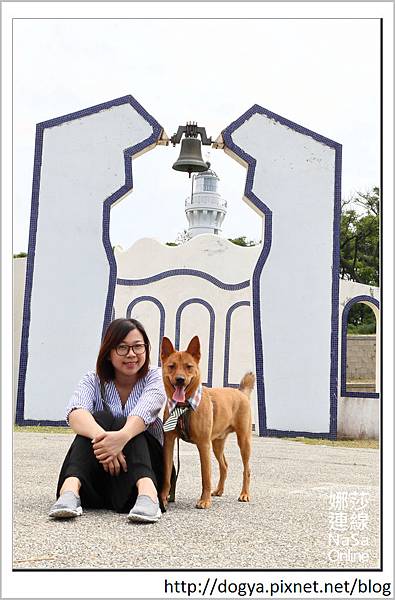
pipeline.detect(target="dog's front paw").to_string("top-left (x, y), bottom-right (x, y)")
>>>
top-left (196, 498), bottom-right (212, 509)
top-left (211, 488), bottom-right (224, 497)
top-left (238, 493), bottom-right (250, 502)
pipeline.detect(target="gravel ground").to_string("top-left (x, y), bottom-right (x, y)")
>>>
top-left (13, 432), bottom-right (380, 570)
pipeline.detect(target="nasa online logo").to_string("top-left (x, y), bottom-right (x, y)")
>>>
top-left (327, 490), bottom-right (370, 563)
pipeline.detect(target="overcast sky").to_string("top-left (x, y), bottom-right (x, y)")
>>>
top-left (13, 17), bottom-right (380, 252)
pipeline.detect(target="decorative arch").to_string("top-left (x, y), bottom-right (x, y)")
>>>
top-left (175, 298), bottom-right (215, 387)
top-left (341, 295), bottom-right (380, 398)
top-left (126, 296), bottom-right (165, 366)
top-left (223, 301), bottom-right (251, 387)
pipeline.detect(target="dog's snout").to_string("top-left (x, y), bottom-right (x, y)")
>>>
top-left (175, 376), bottom-right (185, 386)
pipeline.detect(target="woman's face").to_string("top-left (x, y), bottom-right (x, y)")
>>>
top-left (109, 328), bottom-right (146, 381)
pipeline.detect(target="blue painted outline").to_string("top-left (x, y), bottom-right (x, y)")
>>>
top-left (223, 301), bottom-right (251, 387)
top-left (340, 295), bottom-right (380, 399)
top-left (175, 298), bottom-right (215, 387)
top-left (222, 104), bottom-right (342, 439)
top-left (126, 296), bottom-right (166, 366)
top-left (117, 269), bottom-right (249, 290)
top-left (16, 95), bottom-right (162, 425)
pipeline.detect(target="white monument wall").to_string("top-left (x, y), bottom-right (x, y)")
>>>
top-left (14, 252), bottom-right (380, 437)
top-left (16, 96), bottom-right (162, 423)
top-left (19, 98), bottom-right (379, 439)
top-left (222, 106), bottom-right (341, 436)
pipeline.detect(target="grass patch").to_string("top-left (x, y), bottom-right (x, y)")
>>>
top-left (282, 437), bottom-right (379, 449)
top-left (13, 427), bottom-right (379, 449)
top-left (14, 425), bottom-right (72, 434)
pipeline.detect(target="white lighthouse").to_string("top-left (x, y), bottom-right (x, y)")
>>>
top-left (185, 165), bottom-right (227, 237)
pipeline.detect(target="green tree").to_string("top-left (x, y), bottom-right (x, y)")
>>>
top-left (228, 236), bottom-right (258, 247)
top-left (340, 187), bottom-right (379, 286)
top-left (347, 304), bottom-right (376, 334)
top-left (340, 187), bottom-right (379, 334)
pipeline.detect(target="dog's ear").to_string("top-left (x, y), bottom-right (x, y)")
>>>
top-left (186, 336), bottom-right (201, 362)
top-left (161, 337), bottom-right (175, 361)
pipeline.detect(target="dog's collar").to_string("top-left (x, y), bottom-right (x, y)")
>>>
top-left (167, 384), bottom-right (202, 414)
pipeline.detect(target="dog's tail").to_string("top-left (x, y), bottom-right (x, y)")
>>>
top-left (239, 372), bottom-right (255, 397)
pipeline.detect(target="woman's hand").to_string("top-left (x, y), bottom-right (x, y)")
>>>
top-left (92, 431), bottom-right (128, 463)
top-left (101, 452), bottom-right (128, 476)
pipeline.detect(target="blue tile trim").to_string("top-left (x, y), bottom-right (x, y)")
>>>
top-left (340, 295), bottom-right (380, 399)
top-left (329, 139), bottom-right (342, 438)
top-left (16, 123), bottom-right (44, 426)
top-left (16, 95), bottom-right (162, 425)
top-left (222, 115), bottom-right (268, 436)
top-left (223, 301), bottom-right (251, 387)
top-left (126, 296), bottom-right (166, 366)
top-left (265, 429), bottom-right (334, 440)
top-left (222, 105), bottom-right (342, 439)
top-left (175, 298), bottom-right (215, 387)
top-left (117, 269), bottom-right (250, 291)
top-left (15, 419), bottom-right (68, 427)
top-left (225, 104), bottom-right (342, 150)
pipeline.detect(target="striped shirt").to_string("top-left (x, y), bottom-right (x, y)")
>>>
top-left (65, 366), bottom-right (166, 445)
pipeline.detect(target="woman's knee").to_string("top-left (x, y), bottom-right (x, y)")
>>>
top-left (110, 416), bottom-right (127, 431)
top-left (124, 431), bottom-right (148, 451)
top-left (64, 434), bottom-right (96, 463)
top-left (92, 411), bottom-right (115, 429)
top-left (93, 411), bottom-right (126, 431)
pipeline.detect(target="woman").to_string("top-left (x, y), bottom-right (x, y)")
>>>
top-left (49, 318), bottom-right (166, 523)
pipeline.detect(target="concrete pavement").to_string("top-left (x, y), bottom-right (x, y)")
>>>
top-left (13, 432), bottom-right (380, 570)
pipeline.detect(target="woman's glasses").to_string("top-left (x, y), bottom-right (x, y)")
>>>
top-left (115, 343), bottom-right (147, 356)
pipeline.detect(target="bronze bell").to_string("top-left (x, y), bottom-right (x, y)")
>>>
top-left (172, 137), bottom-right (209, 177)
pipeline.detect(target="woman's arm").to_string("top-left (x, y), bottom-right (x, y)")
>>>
top-left (92, 368), bottom-right (166, 462)
top-left (119, 415), bottom-right (146, 443)
top-left (92, 415), bottom-right (145, 462)
top-left (70, 409), bottom-right (128, 476)
top-left (67, 373), bottom-right (128, 475)
top-left (68, 408), bottom-right (105, 439)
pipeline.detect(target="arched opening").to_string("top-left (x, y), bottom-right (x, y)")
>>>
top-left (224, 301), bottom-right (251, 387)
top-left (341, 296), bottom-right (380, 397)
top-left (111, 134), bottom-right (264, 415)
top-left (175, 299), bottom-right (215, 387)
top-left (126, 296), bottom-right (165, 367)
top-left (348, 303), bottom-right (377, 335)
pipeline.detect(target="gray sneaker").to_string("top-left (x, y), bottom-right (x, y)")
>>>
top-left (49, 491), bottom-right (82, 519)
top-left (128, 495), bottom-right (161, 523)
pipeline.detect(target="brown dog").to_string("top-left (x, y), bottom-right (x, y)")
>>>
top-left (160, 336), bottom-right (255, 509)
